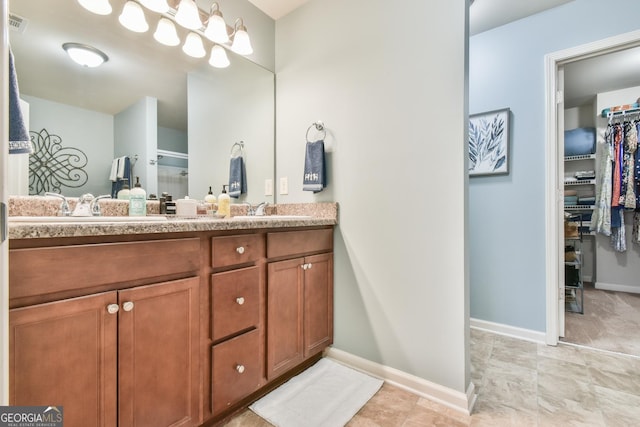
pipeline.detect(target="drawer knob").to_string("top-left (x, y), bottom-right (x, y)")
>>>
top-left (236, 297), bottom-right (245, 305)
top-left (122, 301), bottom-right (134, 312)
top-left (107, 304), bottom-right (119, 314)
top-left (307, 263), bottom-right (313, 269)
top-left (236, 246), bottom-right (245, 254)
top-left (236, 364), bottom-right (245, 374)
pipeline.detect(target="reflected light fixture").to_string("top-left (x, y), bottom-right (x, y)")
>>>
top-left (154, 18), bottom-right (180, 46)
top-left (119, 0), bottom-right (149, 32)
top-left (175, 0), bottom-right (203, 30)
top-left (139, 0), bottom-right (170, 13)
top-left (77, 0), bottom-right (112, 15)
top-left (208, 45), bottom-right (229, 68)
top-left (204, 2), bottom-right (229, 44)
top-left (230, 18), bottom-right (253, 55)
top-left (182, 32), bottom-right (206, 58)
top-left (63, 42), bottom-right (109, 67)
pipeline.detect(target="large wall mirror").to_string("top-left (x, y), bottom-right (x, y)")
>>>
top-left (9, 0), bottom-right (274, 204)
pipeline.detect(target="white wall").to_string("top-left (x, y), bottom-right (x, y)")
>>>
top-left (276, 0), bottom-right (470, 393)
top-left (114, 97), bottom-right (158, 196)
top-left (594, 86), bottom-right (640, 293)
top-left (22, 95), bottom-right (113, 197)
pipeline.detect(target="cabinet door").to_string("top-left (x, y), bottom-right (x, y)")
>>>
top-left (10, 292), bottom-right (118, 427)
top-left (118, 277), bottom-right (200, 427)
top-left (266, 258), bottom-right (304, 380)
top-left (304, 253), bottom-right (334, 357)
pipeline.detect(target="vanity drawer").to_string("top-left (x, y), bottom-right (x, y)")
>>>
top-left (211, 266), bottom-right (261, 341)
top-left (211, 234), bottom-right (265, 268)
top-left (211, 329), bottom-right (262, 414)
top-left (267, 228), bottom-right (333, 259)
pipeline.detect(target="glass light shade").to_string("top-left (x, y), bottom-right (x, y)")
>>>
top-left (154, 18), bottom-right (180, 46)
top-left (139, 0), bottom-right (169, 13)
top-left (204, 11), bottom-right (229, 43)
top-left (182, 32), bottom-right (205, 58)
top-left (231, 28), bottom-right (253, 55)
top-left (209, 45), bottom-right (230, 68)
top-left (63, 43), bottom-right (109, 68)
top-left (175, 0), bottom-right (203, 30)
top-left (77, 0), bottom-right (112, 15)
top-left (119, 1), bottom-right (149, 33)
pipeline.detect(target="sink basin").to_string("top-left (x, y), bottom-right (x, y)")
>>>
top-left (9, 216), bottom-right (168, 223)
top-left (232, 215), bottom-right (312, 220)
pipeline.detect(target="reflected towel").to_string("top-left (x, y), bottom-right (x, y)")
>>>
top-left (109, 158), bottom-right (119, 182)
top-left (228, 155), bottom-right (247, 198)
top-left (9, 47), bottom-right (31, 154)
top-left (303, 140), bottom-right (326, 192)
top-left (111, 157), bottom-right (131, 198)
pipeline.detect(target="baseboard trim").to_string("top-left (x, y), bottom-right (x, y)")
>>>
top-left (470, 318), bottom-right (546, 344)
top-left (595, 282), bottom-right (640, 294)
top-left (324, 347), bottom-right (476, 416)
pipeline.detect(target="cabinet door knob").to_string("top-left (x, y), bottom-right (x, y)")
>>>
top-left (301, 263), bottom-right (307, 270)
top-left (236, 364), bottom-right (245, 374)
top-left (236, 297), bottom-right (245, 305)
top-left (236, 246), bottom-right (245, 254)
top-left (307, 263), bottom-right (313, 269)
top-left (107, 304), bottom-right (119, 314)
top-left (122, 301), bottom-right (134, 312)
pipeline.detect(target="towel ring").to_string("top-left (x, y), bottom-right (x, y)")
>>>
top-left (230, 141), bottom-right (245, 157)
top-left (306, 121), bottom-right (326, 143)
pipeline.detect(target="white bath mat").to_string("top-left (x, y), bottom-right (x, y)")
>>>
top-left (250, 358), bottom-right (383, 427)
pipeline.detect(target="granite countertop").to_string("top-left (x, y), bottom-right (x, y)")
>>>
top-left (8, 198), bottom-right (338, 239)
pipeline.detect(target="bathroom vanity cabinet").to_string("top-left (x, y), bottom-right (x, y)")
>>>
top-left (8, 219), bottom-right (335, 427)
top-left (9, 238), bottom-right (201, 427)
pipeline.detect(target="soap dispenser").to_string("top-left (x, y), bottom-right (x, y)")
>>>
top-left (217, 185), bottom-right (230, 218)
top-left (117, 182), bottom-right (130, 200)
top-left (129, 176), bottom-right (147, 216)
top-left (204, 186), bottom-right (217, 212)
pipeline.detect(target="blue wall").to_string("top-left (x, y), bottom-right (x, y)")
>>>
top-left (469, 0), bottom-right (640, 331)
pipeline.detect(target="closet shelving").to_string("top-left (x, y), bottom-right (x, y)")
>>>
top-left (565, 212), bottom-right (585, 314)
top-left (564, 154), bottom-right (596, 235)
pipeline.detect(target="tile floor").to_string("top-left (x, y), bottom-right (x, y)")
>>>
top-left (224, 328), bottom-right (640, 426)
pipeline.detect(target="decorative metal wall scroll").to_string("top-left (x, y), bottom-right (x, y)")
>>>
top-left (29, 128), bottom-right (89, 194)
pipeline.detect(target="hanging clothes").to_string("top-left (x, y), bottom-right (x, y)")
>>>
top-left (592, 126), bottom-right (613, 236)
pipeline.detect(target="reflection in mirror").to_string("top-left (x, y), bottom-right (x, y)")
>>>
top-left (8, 0), bottom-right (274, 204)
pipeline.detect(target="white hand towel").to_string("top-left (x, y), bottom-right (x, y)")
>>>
top-left (117, 156), bottom-right (127, 179)
top-left (109, 158), bottom-right (119, 182)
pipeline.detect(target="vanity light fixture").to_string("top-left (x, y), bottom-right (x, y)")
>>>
top-left (174, 0), bottom-right (203, 30)
top-left (154, 18), bottom-right (180, 46)
top-left (119, 0), bottom-right (149, 33)
top-left (182, 32), bottom-right (206, 58)
top-left (139, 0), bottom-right (170, 14)
top-left (62, 42), bottom-right (109, 67)
top-left (230, 18), bottom-right (253, 55)
top-left (208, 45), bottom-right (230, 68)
top-left (204, 3), bottom-right (229, 44)
top-left (77, 0), bottom-right (112, 15)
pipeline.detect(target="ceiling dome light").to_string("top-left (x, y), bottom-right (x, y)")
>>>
top-left (204, 3), bottom-right (229, 44)
top-left (154, 18), bottom-right (180, 46)
top-left (209, 45), bottom-right (229, 68)
top-left (175, 0), bottom-right (203, 30)
top-left (182, 32), bottom-right (205, 58)
top-left (119, 1), bottom-right (149, 33)
top-left (77, 0), bottom-right (112, 15)
top-left (63, 43), bottom-right (109, 67)
top-left (139, 0), bottom-right (169, 13)
top-left (231, 18), bottom-right (253, 55)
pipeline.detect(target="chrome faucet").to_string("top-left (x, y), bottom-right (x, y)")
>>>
top-left (45, 192), bottom-right (71, 216)
top-left (72, 193), bottom-right (95, 217)
top-left (90, 195), bottom-right (112, 216)
top-left (254, 202), bottom-right (268, 216)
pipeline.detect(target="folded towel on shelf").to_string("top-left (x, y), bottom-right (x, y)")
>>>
top-left (564, 196), bottom-right (578, 205)
top-left (8, 48), bottom-right (31, 154)
top-left (577, 196), bottom-right (595, 205)
top-left (564, 189), bottom-right (578, 196)
top-left (303, 140), bottom-right (326, 192)
top-left (228, 155), bottom-right (247, 198)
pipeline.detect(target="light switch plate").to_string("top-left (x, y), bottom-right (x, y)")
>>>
top-left (265, 179), bottom-right (273, 196)
top-left (279, 177), bottom-right (288, 195)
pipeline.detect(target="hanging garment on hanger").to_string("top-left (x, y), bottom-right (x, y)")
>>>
top-left (592, 125), bottom-right (614, 236)
top-left (623, 122), bottom-right (638, 209)
top-left (612, 124), bottom-right (623, 207)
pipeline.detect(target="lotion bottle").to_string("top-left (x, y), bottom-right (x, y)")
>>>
top-left (117, 182), bottom-right (130, 200)
top-left (129, 176), bottom-right (147, 216)
top-left (217, 185), bottom-right (230, 218)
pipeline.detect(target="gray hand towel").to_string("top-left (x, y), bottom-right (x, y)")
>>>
top-left (303, 140), bottom-right (326, 192)
top-left (229, 155), bottom-right (247, 198)
top-left (9, 47), bottom-right (31, 154)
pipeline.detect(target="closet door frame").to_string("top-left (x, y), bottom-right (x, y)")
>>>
top-left (544, 29), bottom-right (640, 345)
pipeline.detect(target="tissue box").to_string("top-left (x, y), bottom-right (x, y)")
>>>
top-left (565, 127), bottom-right (595, 156)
